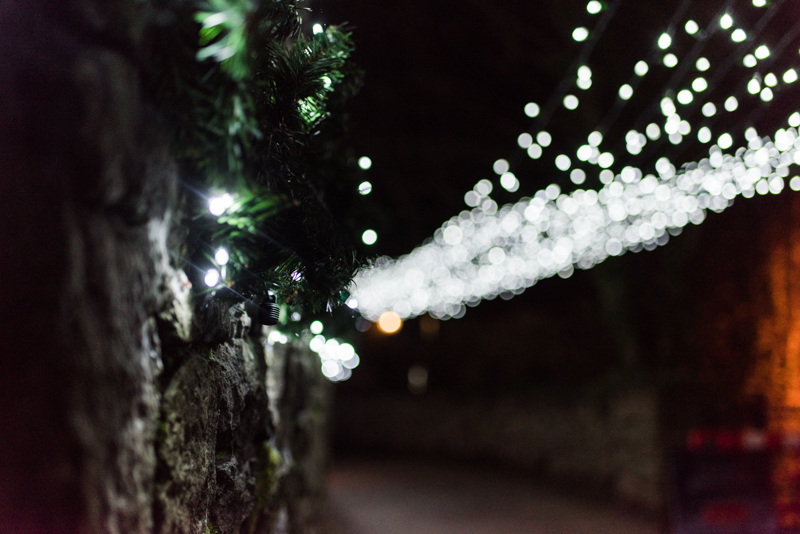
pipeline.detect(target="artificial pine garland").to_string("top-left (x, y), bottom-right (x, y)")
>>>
top-left (144, 0), bottom-right (369, 317)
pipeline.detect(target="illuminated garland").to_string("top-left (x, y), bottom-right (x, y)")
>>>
top-left (351, 0), bottom-right (800, 323)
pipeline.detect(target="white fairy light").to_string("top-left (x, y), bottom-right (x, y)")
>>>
top-left (351, 125), bottom-right (800, 322)
top-left (362, 229), bottom-right (377, 245)
top-left (518, 133), bottom-right (533, 148)
top-left (358, 181), bottom-right (373, 195)
top-left (555, 154), bottom-right (572, 171)
top-left (698, 126), bottom-right (712, 143)
top-left (753, 0), bottom-right (766, 6)
top-left (696, 57), bottom-right (710, 71)
top-left (588, 131), bottom-right (603, 146)
top-left (214, 248), bottom-right (230, 266)
top-left (527, 144), bottom-right (543, 159)
top-left (493, 159), bottom-right (510, 175)
top-left (204, 269), bottom-right (220, 287)
top-left (358, 156), bottom-right (372, 169)
top-left (692, 77), bottom-right (708, 92)
top-left (764, 73), bottom-right (778, 87)
top-left (312, 23), bottom-right (324, 35)
top-left (720, 14), bottom-right (733, 29)
top-left (564, 94), bottom-right (580, 110)
top-left (619, 84), bottom-right (634, 100)
top-left (578, 65), bottom-right (592, 80)
top-left (658, 33), bottom-right (672, 49)
top-left (784, 69), bottom-right (798, 83)
top-left (587, 0), bottom-right (602, 14)
top-left (685, 20), bottom-right (699, 35)
top-left (570, 169), bottom-right (586, 184)
top-left (702, 102), bottom-right (716, 117)
top-left (677, 89), bottom-right (693, 104)
top-left (573, 27), bottom-right (589, 42)
top-left (500, 172), bottom-right (520, 192)
top-left (755, 45), bottom-right (770, 59)
top-left (307, 329), bottom-right (360, 382)
top-left (761, 87), bottom-right (774, 101)
top-left (646, 123), bottom-right (661, 140)
top-left (724, 96), bottom-right (739, 111)
top-left (537, 131), bottom-right (553, 147)
top-left (743, 54), bottom-right (757, 68)
top-left (732, 29), bottom-right (747, 42)
top-left (524, 102), bottom-right (541, 117)
top-left (664, 54), bottom-right (678, 68)
top-left (748, 78), bottom-right (761, 94)
top-left (208, 193), bottom-right (234, 216)
top-left (634, 61), bottom-right (649, 76)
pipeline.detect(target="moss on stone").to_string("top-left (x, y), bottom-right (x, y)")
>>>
top-left (243, 441), bottom-right (282, 534)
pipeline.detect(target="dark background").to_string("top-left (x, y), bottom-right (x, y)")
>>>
top-left (307, 0), bottom-right (800, 450)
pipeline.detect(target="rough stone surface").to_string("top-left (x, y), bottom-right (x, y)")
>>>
top-left (0, 2), bottom-right (330, 532)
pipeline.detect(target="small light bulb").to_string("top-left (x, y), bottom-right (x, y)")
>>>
top-left (634, 61), bottom-right (649, 76)
top-left (755, 45), bottom-right (770, 59)
top-left (204, 269), bottom-right (220, 287)
top-left (658, 33), bottom-right (672, 49)
top-left (362, 229), bottom-right (377, 245)
top-left (358, 181), bottom-right (372, 195)
top-left (312, 23), bottom-right (324, 34)
top-left (214, 248), bottom-right (229, 266)
top-left (685, 20), bottom-right (699, 35)
top-left (377, 311), bottom-right (402, 334)
top-left (664, 54), bottom-right (678, 68)
top-left (524, 102), bottom-right (540, 117)
top-left (618, 84), bottom-right (633, 100)
top-left (731, 29), bottom-right (746, 42)
top-left (586, 0), bottom-right (602, 14)
top-left (720, 14), bottom-right (733, 29)
top-left (784, 69), bottom-right (798, 84)
top-left (696, 57), bottom-right (710, 71)
top-left (358, 156), bottom-right (372, 170)
top-left (743, 54), bottom-right (757, 68)
top-left (310, 320), bottom-right (324, 334)
top-left (572, 27), bottom-right (589, 42)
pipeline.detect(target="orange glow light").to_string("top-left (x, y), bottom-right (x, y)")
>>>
top-left (377, 311), bottom-right (402, 334)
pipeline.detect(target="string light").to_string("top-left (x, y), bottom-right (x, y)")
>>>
top-left (208, 193), bottom-right (234, 216)
top-left (306, 333), bottom-right (361, 381)
top-left (524, 102), bottom-right (541, 117)
top-left (352, 124), bottom-right (799, 322)
top-left (573, 27), bottom-right (589, 42)
top-left (214, 248), bottom-right (230, 265)
top-left (362, 229), bottom-right (378, 245)
top-left (358, 181), bottom-right (373, 195)
top-left (204, 268), bottom-right (220, 287)
top-left (586, 0), bottom-right (603, 15)
top-left (358, 156), bottom-right (372, 169)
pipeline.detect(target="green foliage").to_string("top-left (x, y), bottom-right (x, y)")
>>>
top-left (145, 0), bottom-right (368, 313)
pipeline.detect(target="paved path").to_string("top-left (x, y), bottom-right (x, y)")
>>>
top-left (324, 458), bottom-right (662, 534)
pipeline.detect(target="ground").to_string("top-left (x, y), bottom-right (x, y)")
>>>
top-left (322, 458), bottom-right (662, 534)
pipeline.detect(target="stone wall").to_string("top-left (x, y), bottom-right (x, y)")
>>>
top-left (335, 390), bottom-right (663, 510)
top-left (0, 2), bottom-right (329, 532)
